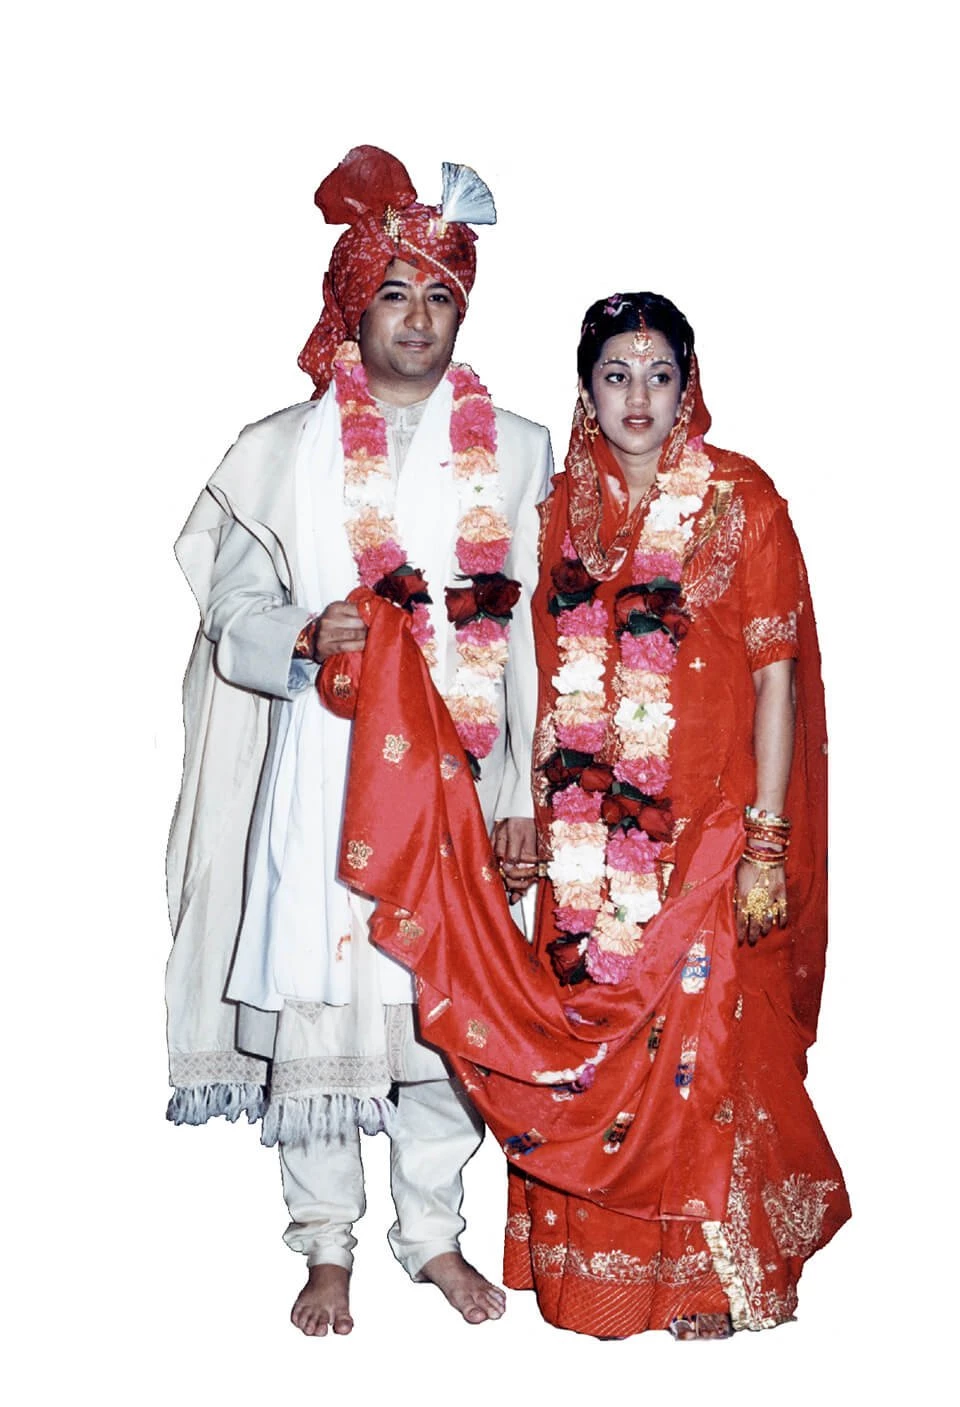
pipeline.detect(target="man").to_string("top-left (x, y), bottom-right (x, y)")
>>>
top-left (165, 147), bottom-right (552, 1336)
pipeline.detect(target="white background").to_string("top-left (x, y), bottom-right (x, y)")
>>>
top-left (5, 2), bottom-right (953, 1402)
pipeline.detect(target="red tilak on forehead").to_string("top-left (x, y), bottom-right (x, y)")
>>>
top-left (414, 269), bottom-right (429, 285)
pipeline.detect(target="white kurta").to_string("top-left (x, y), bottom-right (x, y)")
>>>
top-left (166, 375), bottom-right (553, 1140)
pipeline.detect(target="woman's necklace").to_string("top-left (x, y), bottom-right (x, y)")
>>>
top-left (545, 442), bottom-right (713, 984)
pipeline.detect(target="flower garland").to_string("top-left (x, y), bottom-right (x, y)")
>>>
top-left (544, 444), bottom-right (713, 984)
top-left (333, 340), bottom-right (519, 773)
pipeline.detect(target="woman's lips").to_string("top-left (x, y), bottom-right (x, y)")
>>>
top-left (623, 416), bottom-right (653, 429)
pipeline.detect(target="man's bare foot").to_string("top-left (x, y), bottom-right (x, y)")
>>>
top-left (420, 1251), bottom-right (506, 1324)
top-left (290, 1263), bottom-right (353, 1337)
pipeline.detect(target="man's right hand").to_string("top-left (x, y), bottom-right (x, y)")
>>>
top-left (313, 601), bottom-right (368, 661)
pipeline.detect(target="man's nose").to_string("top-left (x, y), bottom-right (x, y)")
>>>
top-left (405, 295), bottom-right (430, 328)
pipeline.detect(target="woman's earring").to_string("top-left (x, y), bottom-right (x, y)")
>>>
top-left (584, 414), bottom-right (600, 442)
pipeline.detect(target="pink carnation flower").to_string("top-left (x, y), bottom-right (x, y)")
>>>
top-left (458, 617), bottom-right (509, 648)
top-left (614, 756), bottom-right (671, 794)
top-left (632, 549), bottom-right (683, 583)
top-left (342, 420), bottom-right (388, 459)
top-left (557, 601), bottom-right (609, 637)
top-left (452, 446), bottom-right (497, 478)
top-left (606, 829), bottom-right (662, 874)
top-left (450, 399), bottom-right (497, 453)
top-left (554, 906), bottom-right (599, 934)
top-left (448, 366), bottom-right (484, 399)
top-left (410, 602), bottom-right (434, 644)
top-left (585, 940), bottom-right (635, 985)
top-left (457, 537), bottom-right (510, 575)
top-left (556, 722), bottom-right (607, 753)
top-left (619, 668), bottom-right (670, 702)
top-left (552, 784), bottom-right (603, 822)
top-left (455, 720), bottom-right (499, 757)
top-left (561, 635), bottom-right (610, 664)
top-left (619, 631), bottom-right (678, 672)
top-left (551, 820), bottom-right (607, 850)
top-left (357, 540), bottom-right (407, 586)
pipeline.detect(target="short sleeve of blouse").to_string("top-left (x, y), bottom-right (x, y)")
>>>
top-left (738, 491), bottom-right (804, 671)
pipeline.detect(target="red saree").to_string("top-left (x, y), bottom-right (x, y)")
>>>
top-left (499, 410), bottom-right (849, 1334)
top-left (328, 367), bottom-right (848, 1334)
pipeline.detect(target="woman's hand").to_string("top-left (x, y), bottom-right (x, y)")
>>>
top-left (492, 818), bottom-right (540, 905)
top-left (735, 857), bottom-right (787, 946)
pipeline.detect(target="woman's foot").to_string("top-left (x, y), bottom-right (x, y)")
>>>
top-left (291, 1263), bottom-right (353, 1336)
top-left (669, 1313), bottom-right (734, 1341)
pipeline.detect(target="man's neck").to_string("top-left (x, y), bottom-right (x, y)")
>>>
top-left (363, 365), bottom-right (450, 408)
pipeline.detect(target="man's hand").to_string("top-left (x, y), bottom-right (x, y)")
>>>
top-left (492, 817), bottom-right (540, 905)
top-left (313, 601), bottom-right (368, 661)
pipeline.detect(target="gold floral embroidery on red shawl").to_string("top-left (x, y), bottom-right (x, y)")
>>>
top-left (382, 733), bottom-right (411, 764)
top-left (398, 917), bottom-right (424, 944)
top-left (742, 611), bottom-right (798, 665)
top-left (466, 1018), bottom-right (489, 1048)
top-left (346, 839), bottom-right (373, 870)
top-left (760, 1174), bottom-right (839, 1258)
top-left (684, 488), bottom-right (745, 610)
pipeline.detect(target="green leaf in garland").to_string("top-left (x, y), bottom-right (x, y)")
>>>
top-left (621, 611), bottom-right (663, 636)
top-left (548, 587), bottom-right (597, 615)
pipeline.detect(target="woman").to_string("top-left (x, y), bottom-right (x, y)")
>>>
top-left (498, 292), bottom-right (849, 1337)
top-left (323, 292), bottom-right (849, 1341)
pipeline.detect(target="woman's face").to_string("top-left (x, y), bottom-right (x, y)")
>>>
top-left (581, 329), bottom-right (684, 476)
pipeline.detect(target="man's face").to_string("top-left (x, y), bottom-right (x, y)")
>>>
top-left (358, 258), bottom-right (460, 404)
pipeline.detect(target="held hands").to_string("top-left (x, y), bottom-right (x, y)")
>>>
top-left (313, 601), bottom-right (368, 661)
top-left (492, 818), bottom-right (542, 906)
top-left (734, 857), bottom-right (788, 946)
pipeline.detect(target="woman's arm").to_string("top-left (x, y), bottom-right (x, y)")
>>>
top-left (736, 657), bottom-right (796, 944)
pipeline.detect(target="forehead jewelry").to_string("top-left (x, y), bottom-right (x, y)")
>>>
top-left (630, 319), bottom-right (655, 359)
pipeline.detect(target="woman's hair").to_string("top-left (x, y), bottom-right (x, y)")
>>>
top-left (577, 292), bottom-right (695, 392)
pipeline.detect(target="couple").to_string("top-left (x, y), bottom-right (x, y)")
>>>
top-left (166, 146), bottom-right (848, 1342)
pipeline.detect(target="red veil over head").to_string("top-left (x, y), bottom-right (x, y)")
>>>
top-left (298, 145), bottom-right (494, 397)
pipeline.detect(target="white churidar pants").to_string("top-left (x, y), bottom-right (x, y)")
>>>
top-left (279, 1077), bottom-right (484, 1278)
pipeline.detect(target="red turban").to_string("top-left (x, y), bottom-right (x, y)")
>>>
top-left (298, 146), bottom-right (494, 398)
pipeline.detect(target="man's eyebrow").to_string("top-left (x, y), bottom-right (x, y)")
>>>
top-left (376, 277), bottom-right (453, 293)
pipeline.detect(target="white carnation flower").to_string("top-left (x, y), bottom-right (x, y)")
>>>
top-left (614, 698), bottom-right (675, 736)
top-left (446, 670), bottom-right (499, 703)
top-left (646, 493), bottom-right (703, 532)
top-left (548, 844), bottom-right (607, 884)
top-left (610, 887), bottom-right (661, 925)
top-left (552, 656), bottom-right (606, 694)
top-left (456, 473), bottom-right (503, 508)
top-left (344, 474), bottom-right (394, 511)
